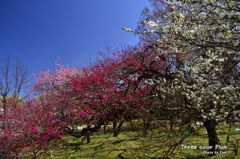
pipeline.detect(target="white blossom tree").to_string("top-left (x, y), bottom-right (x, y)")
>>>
top-left (123, 0), bottom-right (240, 156)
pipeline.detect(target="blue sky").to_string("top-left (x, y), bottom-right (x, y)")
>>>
top-left (0, 0), bottom-right (151, 85)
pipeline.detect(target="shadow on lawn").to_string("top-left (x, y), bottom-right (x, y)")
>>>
top-left (118, 153), bottom-right (127, 159)
top-left (113, 139), bottom-right (125, 144)
top-left (149, 155), bottom-right (206, 159)
top-left (186, 155), bottom-right (207, 159)
top-left (94, 142), bottom-right (105, 150)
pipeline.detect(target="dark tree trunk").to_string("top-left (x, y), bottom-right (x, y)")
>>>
top-left (86, 134), bottom-right (90, 143)
top-left (103, 125), bottom-right (106, 134)
top-left (143, 119), bottom-right (151, 136)
top-left (226, 119), bottom-right (230, 124)
top-left (113, 120), bottom-right (124, 137)
top-left (86, 125), bottom-right (91, 143)
top-left (204, 119), bottom-right (220, 156)
top-left (170, 116), bottom-right (173, 130)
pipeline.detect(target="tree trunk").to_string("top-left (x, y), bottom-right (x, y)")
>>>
top-left (103, 125), bottom-right (106, 134)
top-left (113, 120), bottom-right (124, 137)
top-left (170, 116), bottom-right (173, 130)
top-left (143, 119), bottom-right (151, 136)
top-left (86, 125), bottom-right (91, 143)
top-left (113, 120), bottom-right (117, 136)
top-left (204, 119), bottom-right (220, 156)
top-left (86, 134), bottom-right (90, 143)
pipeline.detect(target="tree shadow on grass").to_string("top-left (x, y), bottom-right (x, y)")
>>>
top-left (94, 142), bottom-right (105, 150)
top-left (186, 155), bottom-right (207, 159)
top-left (113, 139), bottom-right (125, 144)
top-left (118, 153), bottom-right (126, 159)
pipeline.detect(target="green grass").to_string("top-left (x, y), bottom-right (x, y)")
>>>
top-left (21, 123), bottom-right (240, 159)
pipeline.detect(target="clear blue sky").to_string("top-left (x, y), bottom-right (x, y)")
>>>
top-left (0, 0), bottom-right (151, 84)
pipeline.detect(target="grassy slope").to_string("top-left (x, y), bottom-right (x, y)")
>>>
top-left (22, 123), bottom-right (240, 159)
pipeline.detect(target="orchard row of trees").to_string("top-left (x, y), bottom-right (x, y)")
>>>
top-left (0, 0), bottom-right (239, 158)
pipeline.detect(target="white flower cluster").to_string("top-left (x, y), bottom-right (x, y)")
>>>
top-left (123, 0), bottom-right (240, 122)
top-left (157, 0), bottom-right (240, 52)
top-left (122, 27), bottom-right (132, 33)
top-left (144, 20), bottom-right (159, 29)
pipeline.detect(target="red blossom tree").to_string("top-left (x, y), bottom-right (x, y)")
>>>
top-left (0, 40), bottom-right (188, 158)
top-left (0, 97), bottom-right (65, 158)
